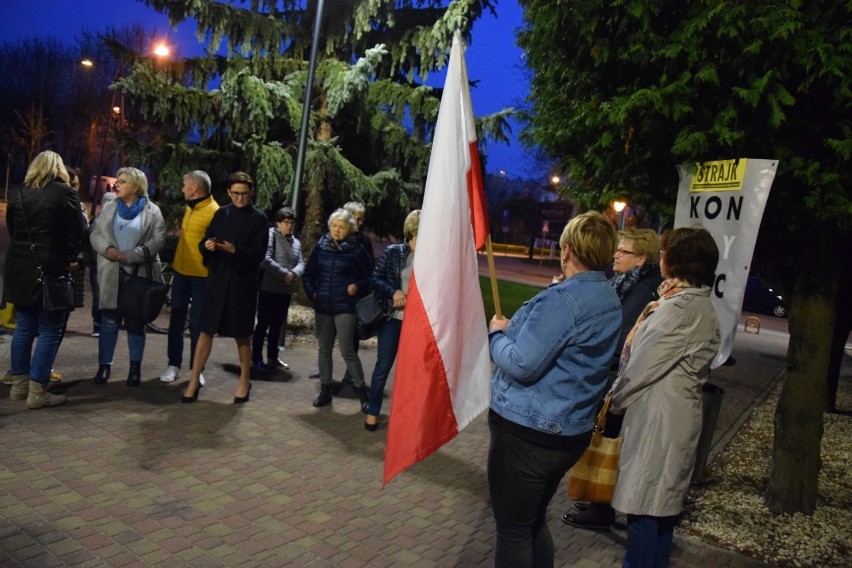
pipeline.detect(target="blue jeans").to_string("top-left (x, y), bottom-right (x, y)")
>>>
top-left (488, 411), bottom-right (591, 568)
top-left (367, 318), bottom-right (401, 415)
top-left (89, 262), bottom-right (101, 326)
top-left (623, 514), bottom-right (676, 568)
top-left (167, 272), bottom-right (206, 369)
top-left (315, 312), bottom-right (364, 387)
top-left (99, 309), bottom-right (145, 364)
top-left (11, 306), bottom-right (65, 386)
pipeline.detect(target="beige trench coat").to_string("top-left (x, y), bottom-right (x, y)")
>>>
top-left (610, 286), bottom-right (720, 517)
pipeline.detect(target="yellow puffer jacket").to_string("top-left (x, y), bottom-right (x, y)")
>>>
top-left (173, 196), bottom-right (219, 277)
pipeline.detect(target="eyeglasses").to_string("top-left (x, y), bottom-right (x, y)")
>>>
top-left (279, 219), bottom-right (295, 225)
top-left (615, 248), bottom-right (638, 256)
top-left (229, 190), bottom-right (251, 198)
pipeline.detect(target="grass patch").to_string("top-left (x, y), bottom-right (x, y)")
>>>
top-left (480, 276), bottom-right (544, 319)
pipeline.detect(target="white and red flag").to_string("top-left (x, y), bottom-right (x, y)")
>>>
top-left (382, 31), bottom-right (492, 485)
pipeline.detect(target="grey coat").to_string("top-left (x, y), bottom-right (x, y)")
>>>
top-left (610, 286), bottom-right (720, 517)
top-left (90, 197), bottom-right (166, 311)
top-left (259, 227), bottom-right (304, 295)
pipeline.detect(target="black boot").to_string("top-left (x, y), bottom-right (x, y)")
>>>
top-left (355, 385), bottom-right (369, 414)
top-left (93, 364), bottom-right (111, 384)
top-left (126, 361), bottom-right (141, 387)
top-left (313, 385), bottom-right (333, 407)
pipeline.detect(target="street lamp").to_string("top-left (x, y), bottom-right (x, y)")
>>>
top-left (291, 0), bottom-right (326, 215)
top-left (613, 200), bottom-right (627, 229)
top-left (82, 43), bottom-right (169, 215)
top-left (153, 43), bottom-right (170, 58)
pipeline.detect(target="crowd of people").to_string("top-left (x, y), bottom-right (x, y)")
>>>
top-left (2, 151), bottom-right (722, 568)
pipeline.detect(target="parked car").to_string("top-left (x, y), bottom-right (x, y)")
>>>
top-left (742, 276), bottom-right (787, 318)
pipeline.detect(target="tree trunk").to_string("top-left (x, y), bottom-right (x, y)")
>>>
top-left (300, 93), bottom-right (333, 258)
top-left (766, 256), bottom-right (838, 514)
top-left (826, 264), bottom-right (851, 412)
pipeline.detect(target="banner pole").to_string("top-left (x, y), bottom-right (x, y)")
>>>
top-left (485, 234), bottom-right (502, 318)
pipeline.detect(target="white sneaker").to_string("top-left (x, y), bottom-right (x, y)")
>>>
top-left (159, 365), bottom-right (181, 383)
top-left (199, 373), bottom-right (206, 386)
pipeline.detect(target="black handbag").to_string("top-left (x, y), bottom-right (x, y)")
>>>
top-left (41, 272), bottom-right (75, 313)
top-left (356, 293), bottom-right (383, 326)
top-left (356, 293), bottom-right (384, 340)
top-left (117, 245), bottom-right (169, 323)
top-left (17, 191), bottom-right (75, 312)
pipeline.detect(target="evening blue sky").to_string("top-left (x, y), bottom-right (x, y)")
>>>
top-left (0, 0), bottom-right (535, 177)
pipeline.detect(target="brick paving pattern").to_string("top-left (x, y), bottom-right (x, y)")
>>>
top-left (0, 201), bottom-right (777, 567)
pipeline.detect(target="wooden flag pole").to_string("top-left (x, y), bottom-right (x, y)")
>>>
top-left (485, 234), bottom-right (502, 318)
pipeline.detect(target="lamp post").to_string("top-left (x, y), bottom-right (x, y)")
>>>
top-left (290, 0), bottom-right (326, 215)
top-left (82, 43), bottom-right (169, 216)
top-left (87, 67), bottom-right (122, 217)
top-left (613, 200), bottom-right (627, 229)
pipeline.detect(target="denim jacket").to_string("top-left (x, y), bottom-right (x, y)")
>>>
top-left (489, 271), bottom-right (622, 436)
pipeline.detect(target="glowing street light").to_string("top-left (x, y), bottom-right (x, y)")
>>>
top-left (153, 42), bottom-right (170, 58)
top-left (550, 175), bottom-right (561, 185)
top-left (613, 200), bottom-right (627, 229)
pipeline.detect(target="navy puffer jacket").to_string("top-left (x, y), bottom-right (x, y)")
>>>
top-left (303, 233), bottom-right (372, 315)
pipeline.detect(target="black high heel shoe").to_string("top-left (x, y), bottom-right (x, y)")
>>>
top-left (233, 382), bottom-right (252, 404)
top-left (181, 382), bottom-right (203, 404)
top-left (364, 415), bottom-right (379, 432)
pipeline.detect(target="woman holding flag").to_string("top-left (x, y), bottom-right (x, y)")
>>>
top-left (487, 211), bottom-right (622, 567)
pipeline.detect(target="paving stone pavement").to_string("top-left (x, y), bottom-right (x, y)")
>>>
top-left (0, 201), bottom-right (780, 567)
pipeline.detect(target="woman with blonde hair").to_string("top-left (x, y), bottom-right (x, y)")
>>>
top-left (364, 209), bottom-right (420, 431)
top-left (89, 167), bottom-right (166, 387)
top-left (2, 150), bottom-right (86, 408)
top-left (487, 211), bottom-right (622, 567)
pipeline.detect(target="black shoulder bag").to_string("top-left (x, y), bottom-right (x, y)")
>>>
top-left (117, 245), bottom-right (170, 323)
top-left (17, 191), bottom-right (74, 312)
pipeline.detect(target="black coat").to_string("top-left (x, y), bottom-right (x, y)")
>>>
top-left (198, 203), bottom-right (268, 337)
top-left (2, 181), bottom-right (86, 308)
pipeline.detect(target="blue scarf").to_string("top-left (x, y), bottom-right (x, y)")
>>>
top-left (116, 196), bottom-right (147, 220)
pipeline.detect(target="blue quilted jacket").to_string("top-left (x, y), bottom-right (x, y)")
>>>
top-left (303, 233), bottom-right (372, 315)
top-left (370, 242), bottom-right (411, 321)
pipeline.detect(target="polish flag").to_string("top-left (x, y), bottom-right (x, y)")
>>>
top-left (383, 32), bottom-right (492, 485)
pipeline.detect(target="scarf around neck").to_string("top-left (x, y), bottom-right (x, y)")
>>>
top-left (116, 196), bottom-right (147, 220)
top-left (609, 263), bottom-right (659, 301)
top-left (617, 277), bottom-right (692, 375)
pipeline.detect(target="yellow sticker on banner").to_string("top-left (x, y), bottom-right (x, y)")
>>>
top-left (690, 159), bottom-right (748, 192)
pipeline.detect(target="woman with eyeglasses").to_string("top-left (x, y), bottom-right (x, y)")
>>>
top-left (181, 171), bottom-right (268, 404)
top-left (90, 167), bottom-right (166, 387)
top-left (609, 227), bottom-right (720, 567)
top-left (251, 207), bottom-right (304, 370)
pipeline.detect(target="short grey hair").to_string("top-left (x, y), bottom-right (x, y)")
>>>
top-left (184, 170), bottom-right (211, 195)
top-left (343, 201), bottom-right (365, 218)
top-left (327, 208), bottom-right (355, 236)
